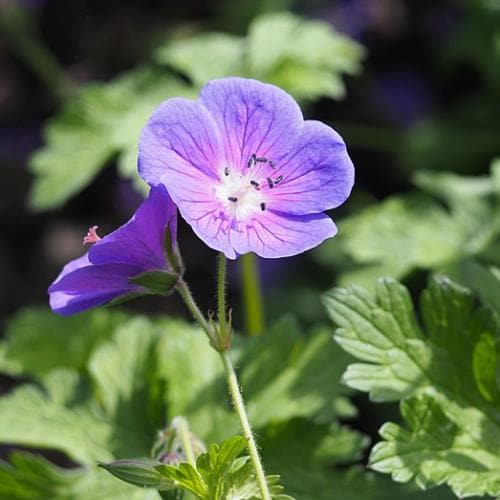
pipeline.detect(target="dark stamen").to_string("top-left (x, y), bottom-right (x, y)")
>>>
top-left (250, 180), bottom-right (260, 189)
top-left (228, 196), bottom-right (238, 202)
top-left (224, 167), bottom-right (230, 176)
top-left (260, 202), bottom-right (266, 211)
top-left (269, 160), bottom-right (276, 169)
top-left (267, 177), bottom-right (274, 188)
top-left (247, 153), bottom-right (257, 168)
top-left (274, 175), bottom-right (283, 185)
top-left (255, 156), bottom-right (268, 163)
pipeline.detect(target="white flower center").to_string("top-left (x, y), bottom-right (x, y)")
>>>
top-left (215, 167), bottom-right (266, 221)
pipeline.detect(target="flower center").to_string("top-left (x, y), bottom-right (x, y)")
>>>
top-left (215, 168), bottom-right (264, 221)
top-left (214, 154), bottom-right (284, 221)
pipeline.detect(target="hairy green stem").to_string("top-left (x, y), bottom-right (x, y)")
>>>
top-left (217, 253), bottom-right (270, 499)
top-left (217, 254), bottom-right (227, 335)
top-left (175, 417), bottom-right (196, 467)
top-left (240, 253), bottom-right (265, 336)
top-left (220, 350), bottom-right (271, 500)
top-left (175, 259), bottom-right (271, 499)
top-left (175, 278), bottom-right (212, 338)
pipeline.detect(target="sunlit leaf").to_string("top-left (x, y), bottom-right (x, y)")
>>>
top-left (324, 275), bottom-right (500, 497)
top-left (0, 452), bottom-right (153, 500)
top-left (29, 69), bottom-right (192, 210)
top-left (0, 307), bottom-right (126, 378)
top-left (156, 33), bottom-right (245, 86)
top-left (248, 12), bottom-right (364, 100)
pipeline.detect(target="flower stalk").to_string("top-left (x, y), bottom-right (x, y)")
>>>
top-left (240, 253), bottom-right (265, 336)
top-left (217, 253), bottom-right (228, 336)
top-left (220, 350), bottom-right (271, 500)
top-left (174, 254), bottom-right (271, 500)
top-left (175, 278), bottom-right (212, 339)
top-left (216, 252), bottom-right (271, 500)
top-left (173, 416), bottom-right (196, 468)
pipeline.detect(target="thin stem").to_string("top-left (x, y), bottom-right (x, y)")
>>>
top-left (175, 417), bottom-right (196, 468)
top-left (217, 253), bottom-right (227, 334)
top-left (175, 261), bottom-right (271, 499)
top-left (217, 253), bottom-right (270, 499)
top-left (220, 350), bottom-right (271, 500)
top-left (240, 253), bottom-right (265, 336)
top-left (175, 277), bottom-right (211, 337)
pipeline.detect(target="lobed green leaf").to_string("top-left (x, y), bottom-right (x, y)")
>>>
top-left (324, 275), bottom-right (500, 497)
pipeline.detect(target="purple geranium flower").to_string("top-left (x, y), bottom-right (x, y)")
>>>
top-left (48, 185), bottom-right (177, 316)
top-left (138, 77), bottom-right (354, 259)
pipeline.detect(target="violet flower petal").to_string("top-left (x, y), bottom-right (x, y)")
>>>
top-left (229, 211), bottom-right (337, 258)
top-left (90, 185), bottom-right (176, 270)
top-left (267, 120), bottom-right (354, 215)
top-left (138, 98), bottom-right (223, 187)
top-left (199, 77), bottom-right (304, 172)
top-left (48, 262), bottom-right (144, 316)
top-left (180, 201), bottom-right (237, 259)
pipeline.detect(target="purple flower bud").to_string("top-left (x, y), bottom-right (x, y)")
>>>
top-left (48, 185), bottom-right (177, 315)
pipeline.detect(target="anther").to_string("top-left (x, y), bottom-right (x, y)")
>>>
top-left (247, 154), bottom-right (257, 168)
top-left (274, 175), bottom-right (283, 185)
top-left (260, 202), bottom-right (266, 211)
top-left (267, 177), bottom-right (274, 188)
top-left (224, 167), bottom-right (230, 176)
top-left (269, 160), bottom-right (276, 169)
top-left (228, 196), bottom-right (238, 202)
top-left (250, 180), bottom-right (260, 190)
top-left (255, 156), bottom-right (268, 163)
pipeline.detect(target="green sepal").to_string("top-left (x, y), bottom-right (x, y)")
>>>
top-left (164, 220), bottom-right (184, 275)
top-left (129, 270), bottom-right (178, 295)
top-left (98, 458), bottom-right (176, 491)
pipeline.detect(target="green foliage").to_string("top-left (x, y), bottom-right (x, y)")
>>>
top-left (29, 12), bottom-right (363, 211)
top-left (324, 275), bottom-right (500, 497)
top-left (0, 306), bottom-right (443, 499)
top-left (157, 12), bottom-right (363, 101)
top-left (153, 436), bottom-right (291, 499)
top-left (0, 314), bottom-right (182, 499)
top-left (260, 415), bottom-right (455, 499)
top-left (400, 95), bottom-right (500, 175)
top-left (129, 270), bottom-right (179, 296)
top-left (157, 317), bottom-right (356, 443)
top-left (99, 458), bottom-right (176, 491)
top-left (0, 307), bottom-right (127, 378)
top-left (460, 260), bottom-right (500, 315)
top-left (29, 69), bottom-right (192, 210)
top-left (316, 160), bottom-right (500, 289)
top-left (246, 13), bottom-right (363, 100)
top-left (0, 453), bottom-right (148, 500)
top-left (156, 33), bottom-right (245, 87)
top-left (443, 0), bottom-right (500, 92)
top-left (317, 194), bottom-right (466, 288)
top-left (0, 316), bottom-right (167, 464)
top-left (240, 320), bottom-right (358, 424)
